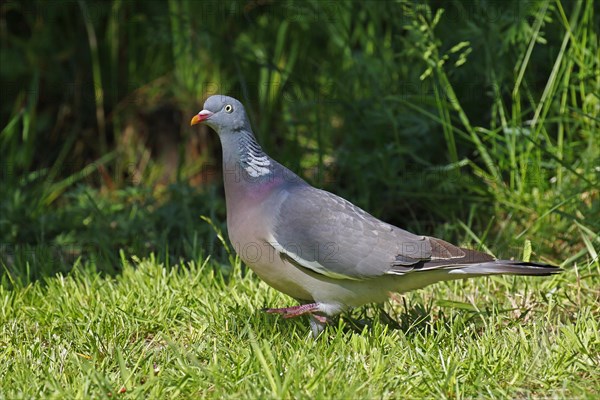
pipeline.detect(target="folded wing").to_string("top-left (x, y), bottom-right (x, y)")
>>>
top-left (271, 185), bottom-right (489, 280)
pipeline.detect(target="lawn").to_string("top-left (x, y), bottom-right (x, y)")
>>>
top-left (1, 0), bottom-right (599, 398)
top-left (1, 248), bottom-right (598, 398)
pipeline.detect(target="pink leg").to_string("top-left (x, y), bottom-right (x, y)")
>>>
top-left (264, 303), bottom-right (326, 320)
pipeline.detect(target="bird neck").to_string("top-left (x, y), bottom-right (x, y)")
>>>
top-left (219, 128), bottom-right (306, 194)
top-left (237, 130), bottom-right (273, 179)
top-left (219, 129), bottom-right (277, 187)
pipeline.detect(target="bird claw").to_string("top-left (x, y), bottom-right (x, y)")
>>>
top-left (263, 303), bottom-right (328, 322)
top-left (263, 303), bottom-right (321, 318)
top-left (309, 314), bottom-right (327, 338)
top-left (263, 303), bottom-right (329, 338)
top-left (311, 314), bottom-right (328, 323)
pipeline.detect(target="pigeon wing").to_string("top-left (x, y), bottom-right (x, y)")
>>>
top-left (270, 186), bottom-right (470, 280)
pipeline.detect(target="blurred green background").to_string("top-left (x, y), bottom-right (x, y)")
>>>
top-left (1, 0), bottom-right (598, 283)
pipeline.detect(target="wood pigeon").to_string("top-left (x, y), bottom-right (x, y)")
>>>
top-left (191, 95), bottom-right (561, 337)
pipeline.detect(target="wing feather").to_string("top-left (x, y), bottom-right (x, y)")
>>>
top-left (272, 185), bottom-right (467, 279)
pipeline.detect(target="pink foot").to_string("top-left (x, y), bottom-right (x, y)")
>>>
top-left (263, 303), bottom-right (327, 323)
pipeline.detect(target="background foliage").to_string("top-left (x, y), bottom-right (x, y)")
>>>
top-left (1, 0), bottom-right (598, 278)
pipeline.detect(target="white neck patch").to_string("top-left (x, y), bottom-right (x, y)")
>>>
top-left (238, 132), bottom-right (272, 177)
top-left (244, 153), bottom-right (271, 177)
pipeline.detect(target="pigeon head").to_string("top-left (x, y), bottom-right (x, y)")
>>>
top-left (190, 95), bottom-right (251, 133)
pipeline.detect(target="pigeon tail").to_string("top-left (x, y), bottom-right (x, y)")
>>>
top-left (447, 260), bottom-right (561, 276)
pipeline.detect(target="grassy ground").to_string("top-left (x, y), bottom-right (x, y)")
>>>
top-left (1, 249), bottom-right (598, 398)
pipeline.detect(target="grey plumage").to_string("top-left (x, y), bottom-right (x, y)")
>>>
top-left (191, 95), bottom-right (561, 336)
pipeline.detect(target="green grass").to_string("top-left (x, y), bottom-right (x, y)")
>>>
top-left (1, 250), bottom-right (598, 398)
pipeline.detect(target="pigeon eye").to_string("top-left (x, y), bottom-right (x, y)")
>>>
top-left (224, 104), bottom-right (233, 113)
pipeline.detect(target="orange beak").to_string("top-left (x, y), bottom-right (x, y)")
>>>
top-left (190, 110), bottom-right (213, 126)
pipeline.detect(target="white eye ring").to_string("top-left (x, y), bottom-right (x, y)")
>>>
top-left (224, 104), bottom-right (233, 113)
